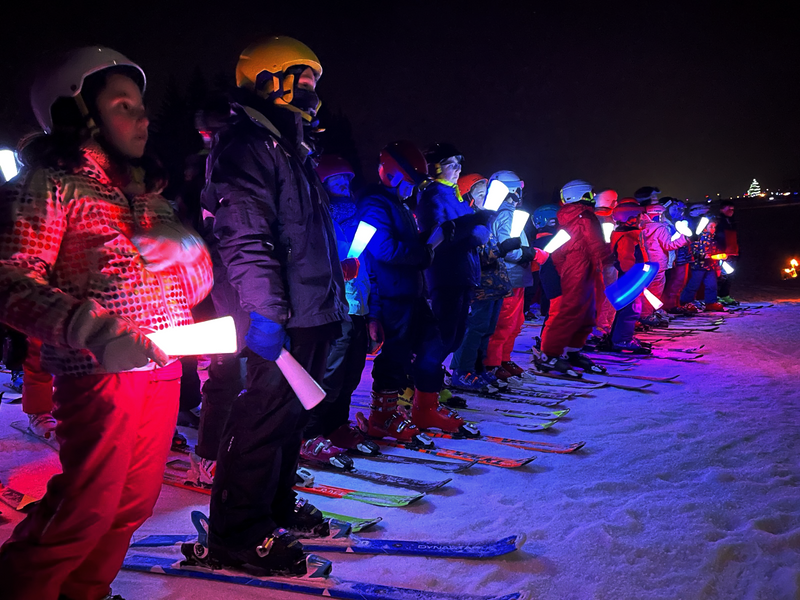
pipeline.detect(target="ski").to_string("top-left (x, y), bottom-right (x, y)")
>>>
top-left (377, 441), bottom-right (537, 469)
top-left (424, 432), bottom-right (586, 454)
top-left (10, 420), bottom-right (59, 450)
top-left (294, 482), bottom-right (424, 508)
top-left (591, 372), bottom-right (681, 383)
top-left (131, 531), bottom-right (525, 559)
top-left (163, 465), bottom-right (423, 508)
top-left (460, 406), bottom-right (571, 420)
top-left (320, 512), bottom-right (383, 533)
top-left (0, 481), bottom-right (39, 511)
top-left (526, 368), bottom-right (653, 392)
top-left (307, 464), bottom-right (452, 493)
top-left (362, 452), bottom-right (478, 473)
top-left (664, 325), bottom-right (719, 332)
top-left (122, 554), bottom-right (529, 600)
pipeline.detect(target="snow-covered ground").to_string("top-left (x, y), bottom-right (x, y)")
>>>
top-left (2, 300), bottom-right (799, 600)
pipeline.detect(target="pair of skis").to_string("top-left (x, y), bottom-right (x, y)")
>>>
top-left (123, 511), bottom-right (529, 600)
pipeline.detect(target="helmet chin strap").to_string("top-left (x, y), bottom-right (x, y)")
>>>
top-left (73, 93), bottom-right (101, 138)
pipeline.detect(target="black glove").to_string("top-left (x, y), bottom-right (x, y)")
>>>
top-left (498, 237), bottom-right (523, 257)
top-left (474, 210), bottom-right (493, 225)
top-left (519, 247), bottom-right (534, 266)
top-left (441, 220), bottom-right (457, 242)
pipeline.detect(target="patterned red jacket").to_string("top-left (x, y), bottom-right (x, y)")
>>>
top-left (0, 148), bottom-right (213, 376)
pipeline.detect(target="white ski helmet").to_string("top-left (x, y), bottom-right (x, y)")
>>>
top-left (594, 189), bottom-right (618, 209)
top-left (560, 179), bottom-right (594, 205)
top-left (489, 170), bottom-right (524, 197)
top-left (31, 46), bottom-right (146, 133)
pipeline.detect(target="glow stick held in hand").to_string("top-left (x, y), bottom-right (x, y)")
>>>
top-left (428, 227), bottom-right (445, 249)
top-left (542, 229), bottom-right (571, 254)
top-left (675, 220), bottom-right (692, 237)
top-left (602, 222), bottom-right (614, 243)
top-left (643, 288), bottom-right (664, 310)
top-left (146, 316), bottom-right (237, 356)
top-left (510, 210), bottom-right (530, 238)
top-left (483, 179), bottom-right (509, 211)
top-left (721, 261), bottom-right (734, 275)
top-left (695, 217), bottom-right (709, 235)
top-left (276, 348), bottom-right (326, 410)
top-left (347, 221), bottom-right (377, 259)
top-left (0, 149), bottom-right (19, 181)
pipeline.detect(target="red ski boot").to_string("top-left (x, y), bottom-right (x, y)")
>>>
top-left (300, 436), bottom-right (354, 470)
top-left (500, 360), bottom-right (525, 378)
top-left (411, 390), bottom-right (480, 438)
top-left (327, 422), bottom-right (380, 456)
top-left (356, 390), bottom-right (433, 448)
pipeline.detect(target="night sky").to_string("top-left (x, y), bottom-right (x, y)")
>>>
top-left (1, 2), bottom-right (798, 201)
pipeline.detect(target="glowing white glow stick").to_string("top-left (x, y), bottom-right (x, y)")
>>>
top-left (602, 222), bottom-right (614, 243)
top-left (483, 180), bottom-right (509, 211)
top-left (721, 261), bottom-right (734, 274)
top-left (695, 217), bottom-right (709, 235)
top-left (0, 149), bottom-right (19, 181)
top-left (147, 316), bottom-right (237, 356)
top-left (347, 221), bottom-right (377, 259)
top-left (542, 229), bottom-right (571, 253)
top-left (428, 227), bottom-right (445, 249)
top-left (675, 220), bottom-right (692, 237)
top-left (510, 210), bottom-right (530, 238)
top-left (276, 348), bottom-right (326, 410)
top-left (643, 288), bottom-right (664, 310)
top-left (671, 231), bottom-right (681, 241)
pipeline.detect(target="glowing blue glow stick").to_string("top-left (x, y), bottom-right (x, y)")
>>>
top-left (347, 221), bottom-right (377, 259)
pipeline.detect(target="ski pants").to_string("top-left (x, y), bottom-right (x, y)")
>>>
top-left (21, 337), bottom-right (53, 415)
top-left (595, 266), bottom-right (618, 334)
top-left (0, 361), bottom-right (181, 600)
top-left (371, 297), bottom-right (445, 393)
top-left (429, 285), bottom-right (472, 361)
top-left (195, 353), bottom-right (246, 461)
top-left (717, 256), bottom-right (737, 298)
top-left (680, 269), bottom-right (718, 305)
top-left (540, 270), bottom-right (597, 358)
top-left (305, 315), bottom-right (367, 438)
top-left (485, 288), bottom-right (525, 366)
top-left (450, 297), bottom-right (503, 373)
top-left (209, 324), bottom-right (338, 552)
top-left (610, 296), bottom-right (642, 346)
top-left (641, 269), bottom-right (667, 318)
top-left (663, 264), bottom-right (689, 310)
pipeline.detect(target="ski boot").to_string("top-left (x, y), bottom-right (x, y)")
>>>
top-left (533, 353), bottom-right (581, 378)
top-left (439, 387), bottom-right (468, 409)
top-left (185, 511), bottom-right (331, 577)
top-left (327, 423), bottom-right (380, 456)
top-left (356, 390), bottom-right (433, 448)
top-left (611, 339), bottom-right (652, 355)
top-left (566, 351), bottom-right (607, 374)
top-left (300, 436), bottom-right (354, 470)
top-left (484, 365), bottom-right (514, 382)
top-left (187, 452), bottom-right (216, 488)
top-left (500, 361), bottom-right (526, 378)
top-left (27, 412), bottom-right (57, 440)
top-left (478, 368), bottom-right (508, 390)
top-left (279, 497), bottom-right (351, 539)
top-left (450, 370), bottom-right (498, 394)
top-left (718, 295), bottom-right (739, 306)
top-left (680, 302), bottom-right (700, 314)
top-left (704, 302), bottom-right (726, 312)
top-left (411, 390), bottom-right (480, 437)
top-left (171, 429), bottom-right (189, 452)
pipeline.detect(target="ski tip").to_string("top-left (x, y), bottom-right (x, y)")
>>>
top-left (514, 532), bottom-right (527, 551)
top-left (304, 554), bottom-right (333, 578)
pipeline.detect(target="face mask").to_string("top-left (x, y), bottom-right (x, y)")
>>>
top-left (291, 88), bottom-right (321, 116)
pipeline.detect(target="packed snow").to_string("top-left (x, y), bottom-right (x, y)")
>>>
top-left (2, 300), bottom-right (799, 600)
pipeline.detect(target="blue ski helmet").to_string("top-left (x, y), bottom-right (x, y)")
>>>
top-left (533, 204), bottom-right (559, 229)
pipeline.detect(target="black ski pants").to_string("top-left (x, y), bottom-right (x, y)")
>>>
top-left (209, 324), bottom-right (338, 552)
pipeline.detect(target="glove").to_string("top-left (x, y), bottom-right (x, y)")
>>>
top-left (533, 248), bottom-right (549, 265)
top-left (519, 247), bottom-right (534, 267)
top-left (441, 220), bottom-right (457, 242)
top-left (497, 237), bottom-right (522, 257)
top-left (367, 318), bottom-right (385, 355)
top-left (340, 257), bottom-right (360, 281)
top-left (132, 221), bottom-right (207, 273)
top-left (245, 312), bottom-right (290, 361)
top-left (474, 209), bottom-right (493, 226)
top-left (65, 301), bottom-right (168, 372)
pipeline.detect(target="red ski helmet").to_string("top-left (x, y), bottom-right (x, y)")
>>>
top-left (378, 140), bottom-right (428, 187)
top-left (457, 173), bottom-right (488, 205)
top-left (315, 154), bottom-right (354, 183)
top-left (613, 198), bottom-right (645, 224)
